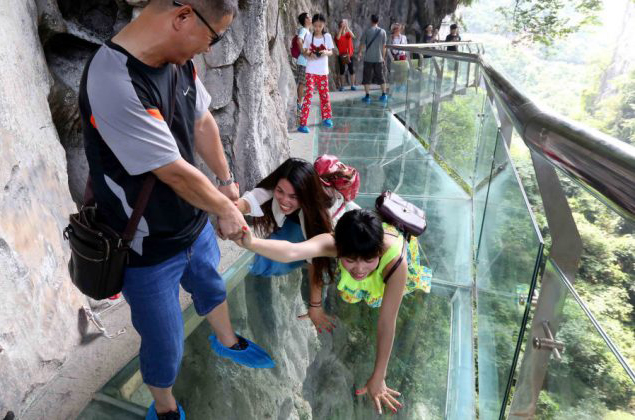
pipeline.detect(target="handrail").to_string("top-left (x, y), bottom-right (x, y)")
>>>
top-left (393, 44), bottom-right (635, 222)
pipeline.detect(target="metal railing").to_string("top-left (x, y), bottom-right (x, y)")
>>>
top-left (388, 42), bottom-right (635, 419)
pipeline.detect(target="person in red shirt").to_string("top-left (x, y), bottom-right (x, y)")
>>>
top-left (334, 19), bottom-right (357, 91)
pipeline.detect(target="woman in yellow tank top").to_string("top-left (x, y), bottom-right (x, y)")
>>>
top-left (234, 209), bottom-right (431, 415)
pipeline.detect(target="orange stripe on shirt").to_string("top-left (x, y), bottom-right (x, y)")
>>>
top-left (90, 115), bottom-right (98, 128)
top-left (146, 108), bottom-right (164, 121)
top-left (193, 65), bottom-right (197, 80)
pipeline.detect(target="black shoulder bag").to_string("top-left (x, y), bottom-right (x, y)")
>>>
top-left (63, 66), bottom-right (179, 300)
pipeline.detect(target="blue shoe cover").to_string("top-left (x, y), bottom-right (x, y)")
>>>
top-left (338, 86), bottom-right (344, 92)
top-left (298, 125), bottom-right (310, 133)
top-left (146, 401), bottom-right (185, 420)
top-left (351, 86), bottom-right (357, 91)
top-left (209, 335), bottom-right (275, 368)
top-left (322, 119), bottom-right (333, 128)
top-left (379, 93), bottom-right (388, 102)
top-left (361, 95), bottom-right (371, 103)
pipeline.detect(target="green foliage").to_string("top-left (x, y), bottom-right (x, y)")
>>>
top-left (497, 0), bottom-right (603, 46)
top-left (584, 70), bottom-right (635, 145)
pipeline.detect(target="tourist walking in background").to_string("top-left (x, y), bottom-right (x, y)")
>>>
top-left (387, 23), bottom-right (408, 91)
top-left (79, 1), bottom-right (275, 419)
top-left (389, 23), bottom-right (407, 62)
top-left (433, 27), bottom-right (440, 42)
top-left (445, 23), bottom-right (461, 51)
top-left (423, 24), bottom-right (435, 60)
top-left (358, 15), bottom-right (388, 103)
top-left (334, 19), bottom-right (357, 91)
top-left (298, 13), bottom-right (334, 133)
top-left (293, 13), bottom-right (311, 112)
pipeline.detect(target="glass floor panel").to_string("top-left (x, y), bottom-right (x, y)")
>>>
top-left (82, 95), bottom-right (475, 419)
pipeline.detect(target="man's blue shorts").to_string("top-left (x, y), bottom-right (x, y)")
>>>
top-left (122, 221), bottom-right (225, 388)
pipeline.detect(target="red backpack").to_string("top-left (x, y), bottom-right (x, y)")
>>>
top-left (290, 35), bottom-right (301, 59)
top-left (314, 155), bottom-right (360, 202)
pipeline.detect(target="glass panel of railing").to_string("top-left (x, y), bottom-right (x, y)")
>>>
top-left (441, 58), bottom-right (456, 96)
top-left (401, 57), bottom-right (434, 143)
top-left (456, 60), bottom-right (468, 91)
top-left (431, 83), bottom-right (485, 186)
top-left (389, 58), bottom-right (409, 106)
top-left (476, 134), bottom-right (544, 419)
top-left (508, 259), bottom-right (635, 419)
top-left (552, 169), bottom-right (635, 370)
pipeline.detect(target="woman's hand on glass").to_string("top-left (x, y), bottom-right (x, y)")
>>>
top-left (298, 306), bottom-right (336, 333)
top-left (356, 376), bottom-right (402, 415)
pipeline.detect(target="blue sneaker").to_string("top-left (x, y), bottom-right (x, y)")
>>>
top-left (351, 85), bottom-right (357, 91)
top-left (209, 334), bottom-right (275, 368)
top-left (379, 93), bottom-right (388, 102)
top-left (146, 401), bottom-right (185, 420)
top-left (298, 125), bottom-right (310, 133)
top-left (362, 95), bottom-right (371, 103)
top-left (322, 119), bottom-right (333, 128)
top-left (338, 86), bottom-right (344, 92)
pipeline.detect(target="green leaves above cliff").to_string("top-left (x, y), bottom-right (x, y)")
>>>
top-left (497, 0), bottom-right (602, 45)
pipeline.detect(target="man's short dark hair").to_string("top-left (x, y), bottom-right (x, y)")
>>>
top-left (298, 12), bottom-right (309, 26)
top-left (160, 0), bottom-right (239, 20)
top-left (450, 23), bottom-right (458, 30)
top-left (371, 15), bottom-right (379, 24)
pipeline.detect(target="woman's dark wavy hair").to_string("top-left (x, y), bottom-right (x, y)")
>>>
top-left (253, 158), bottom-right (334, 283)
top-left (334, 209), bottom-right (384, 260)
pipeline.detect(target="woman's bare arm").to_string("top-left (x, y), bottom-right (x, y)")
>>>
top-left (236, 227), bottom-right (337, 262)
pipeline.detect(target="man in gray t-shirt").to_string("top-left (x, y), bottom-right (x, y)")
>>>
top-left (357, 15), bottom-right (389, 102)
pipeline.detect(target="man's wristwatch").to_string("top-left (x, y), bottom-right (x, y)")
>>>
top-left (217, 173), bottom-right (234, 187)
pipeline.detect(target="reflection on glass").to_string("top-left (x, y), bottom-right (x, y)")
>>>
top-left (476, 135), bottom-right (543, 419)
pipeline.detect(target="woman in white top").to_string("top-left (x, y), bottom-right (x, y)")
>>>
top-left (388, 23), bottom-right (409, 91)
top-left (236, 158), bottom-right (359, 278)
top-left (298, 13), bottom-right (334, 134)
top-left (389, 23), bottom-right (408, 61)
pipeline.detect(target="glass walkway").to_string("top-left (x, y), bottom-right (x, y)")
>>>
top-left (79, 44), bottom-right (635, 419)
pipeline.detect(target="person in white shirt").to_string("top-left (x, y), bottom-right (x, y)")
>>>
top-left (389, 23), bottom-right (408, 61)
top-left (298, 13), bottom-right (334, 133)
top-left (294, 13), bottom-right (311, 111)
top-left (387, 23), bottom-right (409, 91)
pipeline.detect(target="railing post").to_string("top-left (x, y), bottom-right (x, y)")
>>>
top-left (507, 151), bottom-right (582, 419)
top-left (429, 58), bottom-right (444, 153)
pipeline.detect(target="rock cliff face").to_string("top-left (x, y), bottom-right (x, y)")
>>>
top-left (1, 0), bottom-right (460, 415)
top-left (0, 1), bottom-right (86, 415)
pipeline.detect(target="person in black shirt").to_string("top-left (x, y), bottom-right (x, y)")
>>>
top-left (79, 1), bottom-right (274, 418)
top-left (445, 23), bottom-right (461, 51)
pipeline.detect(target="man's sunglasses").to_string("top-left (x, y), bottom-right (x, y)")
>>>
top-left (173, 1), bottom-right (225, 46)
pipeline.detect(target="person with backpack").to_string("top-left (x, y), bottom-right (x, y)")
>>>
top-left (234, 208), bottom-right (432, 415)
top-left (357, 15), bottom-right (388, 103)
top-left (298, 13), bottom-right (335, 133)
top-left (235, 157), bottom-right (360, 277)
top-left (334, 19), bottom-right (357, 91)
top-left (291, 13), bottom-right (312, 112)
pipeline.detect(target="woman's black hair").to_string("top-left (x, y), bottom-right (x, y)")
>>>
top-left (334, 209), bottom-right (384, 259)
top-left (253, 158), bottom-right (334, 283)
top-left (298, 12), bottom-right (309, 26)
top-left (312, 13), bottom-right (328, 34)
